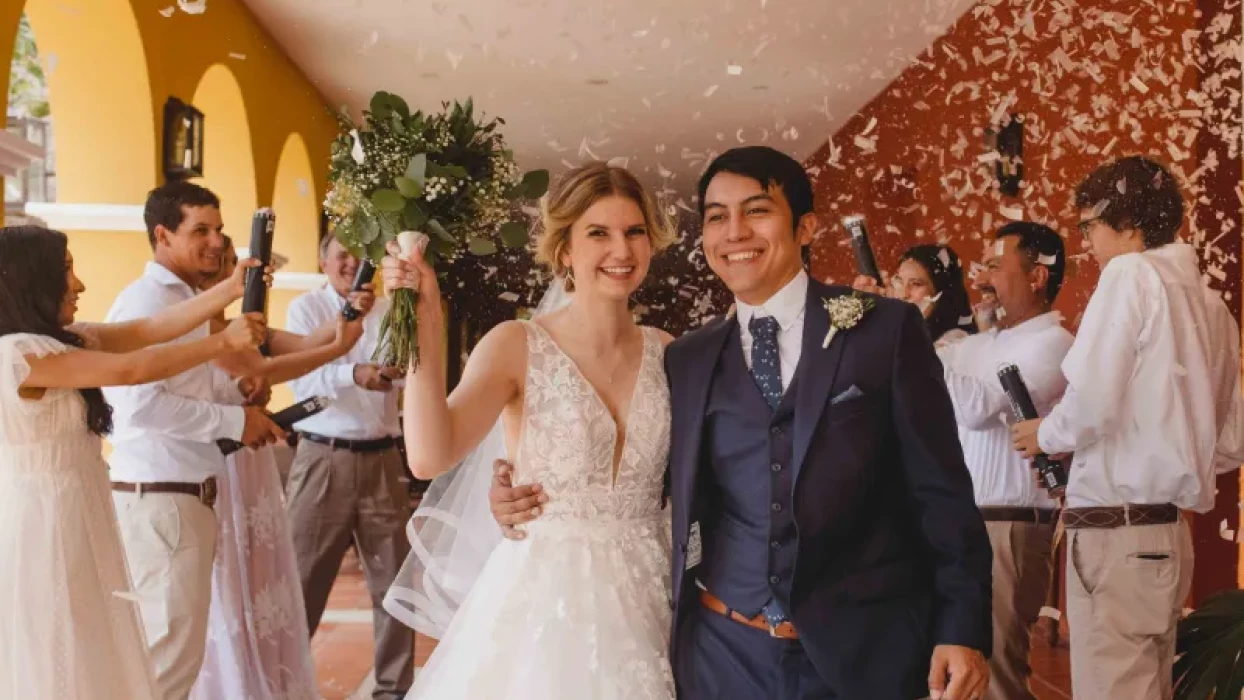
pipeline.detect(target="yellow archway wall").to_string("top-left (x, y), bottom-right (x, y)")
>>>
top-left (3, 0), bottom-right (337, 320)
top-left (271, 132), bottom-right (321, 274)
top-left (19, 0), bottom-right (158, 323)
top-left (191, 63), bottom-right (258, 245)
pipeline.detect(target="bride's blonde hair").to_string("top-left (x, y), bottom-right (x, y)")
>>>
top-left (534, 162), bottom-right (675, 291)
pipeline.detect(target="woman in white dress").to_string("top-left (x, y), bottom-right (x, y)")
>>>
top-left (0, 225), bottom-right (269, 699)
top-left (191, 242), bottom-right (371, 700)
top-left (382, 162), bottom-right (677, 699)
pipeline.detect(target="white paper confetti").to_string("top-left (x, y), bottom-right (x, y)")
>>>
top-left (958, 315), bottom-right (974, 325)
top-left (177, 0), bottom-right (206, 14)
top-left (360, 30), bottom-right (379, 53)
top-left (703, 85), bottom-right (719, 98)
top-left (727, 64), bottom-right (743, 76)
top-left (350, 130), bottom-right (365, 164)
top-left (1039, 607), bottom-right (1062, 621)
top-left (229, 52), bottom-right (246, 61)
top-left (1037, 253), bottom-right (1058, 265)
top-left (498, 292), bottom-right (520, 303)
top-left (445, 50), bottom-right (463, 70)
top-left (994, 240), bottom-right (1006, 256)
top-left (1129, 76), bottom-right (1149, 93)
top-left (159, 6), bottom-right (176, 17)
top-left (296, 179), bottom-right (309, 197)
top-left (999, 205), bottom-right (1024, 221)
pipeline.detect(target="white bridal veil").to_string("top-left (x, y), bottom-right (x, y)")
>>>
top-left (382, 278), bottom-right (572, 638)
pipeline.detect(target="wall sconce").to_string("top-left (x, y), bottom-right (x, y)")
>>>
top-left (988, 114), bottom-right (1024, 198)
top-left (162, 96), bottom-right (204, 181)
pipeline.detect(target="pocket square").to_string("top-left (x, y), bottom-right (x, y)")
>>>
top-left (831, 385), bottom-right (864, 405)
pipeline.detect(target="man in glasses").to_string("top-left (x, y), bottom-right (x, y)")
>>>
top-left (1010, 155), bottom-right (1237, 700)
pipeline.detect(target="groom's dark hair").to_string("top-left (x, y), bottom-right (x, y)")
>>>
top-left (696, 147), bottom-right (815, 227)
top-left (143, 180), bottom-right (221, 250)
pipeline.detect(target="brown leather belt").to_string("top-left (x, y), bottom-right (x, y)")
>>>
top-left (1062, 503), bottom-right (1179, 529)
top-left (299, 432), bottom-right (397, 453)
top-left (979, 506), bottom-right (1059, 524)
top-left (699, 590), bottom-right (799, 640)
top-left (111, 477), bottom-right (218, 508)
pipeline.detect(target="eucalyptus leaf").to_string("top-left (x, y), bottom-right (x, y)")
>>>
top-left (371, 189), bottom-right (406, 212)
top-left (426, 218), bottom-right (455, 243)
top-left (429, 237), bottom-right (455, 259)
top-left (467, 237), bottom-right (498, 256)
top-left (364, 238), bottom-right (388, 264)
top-left (499, 221), bottom-right (529, 248)
top-left (402, 200), bottom-right (429, 231)
top-left (358, 216), bottom-right (381, 244)
top-left (405, 154), bottom-right (427, 186)
top-left (395, 176), bottom-right (424, 198)
top-left (520, 170), bottom-right (551, 198)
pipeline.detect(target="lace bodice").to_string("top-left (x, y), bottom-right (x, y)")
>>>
top-left (0, 334), bottom-right (102, 470)
top-left (513, 321), bottom-right (670, 523)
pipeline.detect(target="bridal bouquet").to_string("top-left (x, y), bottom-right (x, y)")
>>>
top-left (325, 91), bottom-right (549, 371)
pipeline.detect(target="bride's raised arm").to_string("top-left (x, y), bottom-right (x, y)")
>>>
top-left (383, 239), bottom-right (524, 480)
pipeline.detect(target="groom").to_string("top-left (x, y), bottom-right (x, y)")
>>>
top-left (492, 147), bottom-right (992, 699)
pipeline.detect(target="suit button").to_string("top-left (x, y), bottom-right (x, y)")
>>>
top-left (771, 463), bottom-right (782, 472)
top-left (771, 426), bottom-right (782, 436)
top-left (770, 540), bottom-right (781, 550)
top-left (769, 575), bottom-right (780, 584)
top-left (771, 503), bottom-right (782, 512)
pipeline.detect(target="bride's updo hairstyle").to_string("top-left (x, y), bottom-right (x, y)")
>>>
top-left (533, 162), bottom-right (675, 292)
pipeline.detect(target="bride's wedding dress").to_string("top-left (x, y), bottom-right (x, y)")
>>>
top-left (406, 320), bottom-right (674, 699)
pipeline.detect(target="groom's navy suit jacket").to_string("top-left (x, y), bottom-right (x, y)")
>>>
top-left (665, 279), bottom-right (992, 696)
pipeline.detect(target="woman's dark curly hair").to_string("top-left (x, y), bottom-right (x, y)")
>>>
top-left (0, 226), bottom-right (113, 435)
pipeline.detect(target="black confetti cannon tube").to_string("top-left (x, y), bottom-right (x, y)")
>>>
top-left (997, 363), bottom-right (1067, 492)
top-left (842, 215), bottom-right (882, 283)
top-left (341, 260), bottom-right (376, 321)
top-left (216, 396), bottom-right (331, 455)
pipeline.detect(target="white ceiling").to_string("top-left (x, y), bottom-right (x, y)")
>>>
top-left (242, 0), bottom-right (976, 195)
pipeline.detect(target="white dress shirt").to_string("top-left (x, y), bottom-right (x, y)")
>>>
top-left (104, 262), bottom-right (246, 483)
top-left (1204, 287), bottom-right (1244, 475)
top-left (1038, 243), bottom-right (1221, 512)
top-left (286, 285), bottom-right (400, 440)
top-left (735, 269), bottom-right (808, 392)
top-left (938, 312), bottom-right (1073, 508)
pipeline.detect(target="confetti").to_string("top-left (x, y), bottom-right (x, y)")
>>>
top-left (727, 64), bottom-right (743, 76)
top-left (360, 30), bottom-right (379, 53)
top-left (229, 52), bottom-right (247, 61)
top-left (177, 0), bottom-right (206, 14)
top-left (1037, 253), bottom-right (1058, 265)
top-left (445, 50), bottom-right (463, 70)
top-left (1039, 607), bottom-right (1062, 621)
top-left (1128, 76), bottom-right (1150, 93)
top-left (994, 240), bottom-right (1006, 256)
top-left (999, 205), bottom-right (1024, 221)
top-left (159, 6), bottom-right (175, 17)
top-left (296, 179), bottom-right (309, 197)
top-left (703, 85), bottom-right (719, 98)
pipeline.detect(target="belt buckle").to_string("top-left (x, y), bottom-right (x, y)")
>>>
top-left (200, 479), bottom-right (218, 508)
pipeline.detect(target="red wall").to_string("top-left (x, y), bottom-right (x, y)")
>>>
top-left (802, 0), bottom-right (1242, 598)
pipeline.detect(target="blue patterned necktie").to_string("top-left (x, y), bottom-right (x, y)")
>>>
top-left (748, 315), bottom-right (783, 410)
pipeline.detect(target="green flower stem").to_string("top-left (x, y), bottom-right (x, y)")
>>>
top-left (373, 287), bottom-right (420, 372)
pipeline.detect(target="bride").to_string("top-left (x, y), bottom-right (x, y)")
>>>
top-left (381, 162), bottom-right (676, 699)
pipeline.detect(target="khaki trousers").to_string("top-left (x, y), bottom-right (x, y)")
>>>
top-left (286, 440), bottom-right (414, 700)
top-left (113, 491), bottom-right (218, 700)
top-left (1066, 520), bottom-right (1193, 700)
top-left (983, 519), bottom-right (1054, 700)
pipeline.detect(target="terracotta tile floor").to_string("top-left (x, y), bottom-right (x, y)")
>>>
top-left (313, 552), bottom-right (1071, 699)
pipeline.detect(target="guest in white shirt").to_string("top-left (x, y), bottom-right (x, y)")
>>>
top-left (285, 234), bottom-right (414, 699)
top-left (938, 222), bottom-right (1073, 700)
top-left (1011, 156), bottom-right (1231, 700)
top-left (104, 181), bottom-right (285, 700)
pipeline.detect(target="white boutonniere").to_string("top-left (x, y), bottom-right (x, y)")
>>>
top-left (822, 292), bottom-right (875, 348)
